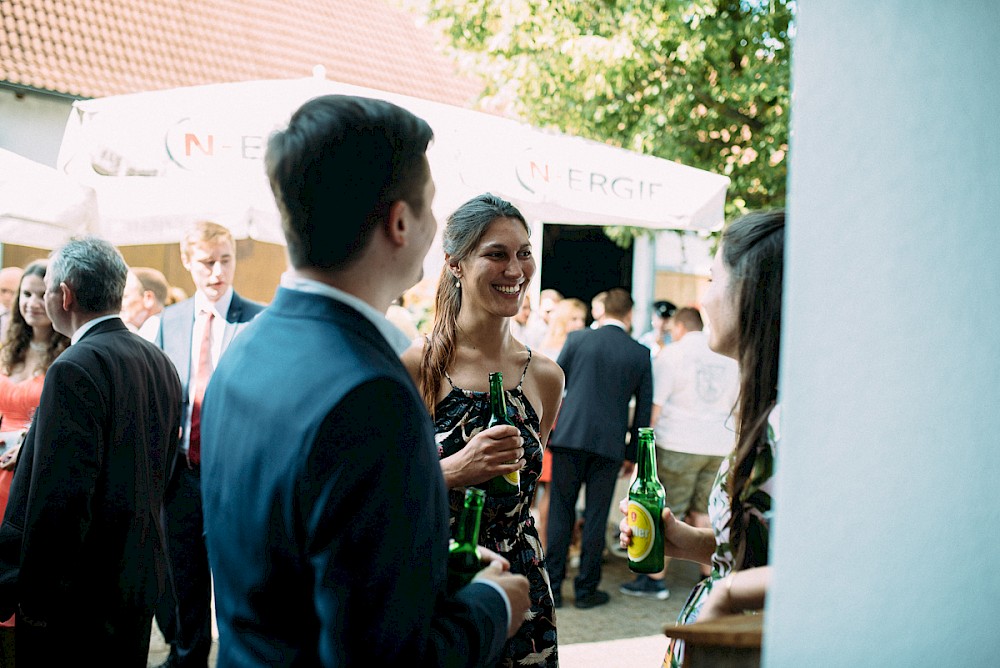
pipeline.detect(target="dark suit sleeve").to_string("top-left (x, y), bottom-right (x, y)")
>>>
top-left (626, 354), bottom-right (654, 462)
top-left (16, 359), bottom-right (104, 617)
top-left (302, 378), bottom-right (507, 666)
top-left (556, 334), bottom-right (576, 378)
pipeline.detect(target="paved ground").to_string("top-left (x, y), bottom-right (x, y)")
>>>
top-left (556, 546), bottom-right (703, 646)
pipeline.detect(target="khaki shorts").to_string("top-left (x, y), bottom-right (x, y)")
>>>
top-left (655, 449), bottom-right (725, 518)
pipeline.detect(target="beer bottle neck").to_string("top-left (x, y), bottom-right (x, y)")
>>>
top-left (455, 493), bottom-right (484, 546)
top-left (636, 431), bottom-right (657, 482)
top-left (489, 372), bottom-right (507, 422)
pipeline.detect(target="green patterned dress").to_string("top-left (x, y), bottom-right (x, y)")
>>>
top-left (663, 407), bottom-right (778, 668)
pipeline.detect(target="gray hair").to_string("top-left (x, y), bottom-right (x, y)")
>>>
top-left (49, 236), bottom-right (128, 314)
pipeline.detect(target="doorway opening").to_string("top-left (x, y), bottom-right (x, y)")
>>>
top-left (540, 224), bottom-right (633, 308)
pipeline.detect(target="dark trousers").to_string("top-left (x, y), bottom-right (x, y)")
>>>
top-left (157, 458), bottom-right (212, 667)
top-left (545, 447), bottom-right (621, 597)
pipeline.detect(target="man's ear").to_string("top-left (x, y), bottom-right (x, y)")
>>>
top-left (60, 282), bottom-right (75, 312)
top-left (386, 200), bottom-right (408, 247)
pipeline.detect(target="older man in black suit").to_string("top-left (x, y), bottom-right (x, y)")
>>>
top-left (0, 236), bottom-right (182, 664)
top-left (546, 287), bottom-right (653, 609)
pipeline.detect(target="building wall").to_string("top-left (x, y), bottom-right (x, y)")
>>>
top-left (0, 88), bottom-right (73, 165)
top-left (765, 2), bottom-right (1000, 665)
top-left (3, 240), bottom-right (286, 305)
top-left (653, 271), bottom-right (707, 310)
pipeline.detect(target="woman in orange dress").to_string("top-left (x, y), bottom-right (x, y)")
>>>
top-left (0, 260), bottom-right (70, 519)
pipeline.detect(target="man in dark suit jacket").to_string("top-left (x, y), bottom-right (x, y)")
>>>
top-left (0, 236), bottom-right (182, 665)
top-left (546, 287), bottom-right (653, 609)
top-left (199, 95), bottom-right (529, 665)
top-left (154, 221), bottom-right (264, 668)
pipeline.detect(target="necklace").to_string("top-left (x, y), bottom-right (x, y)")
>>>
top-left (28, 341), bottom-right (47, 353)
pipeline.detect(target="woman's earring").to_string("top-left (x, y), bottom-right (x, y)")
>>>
top-left (455, 279), bottom-right (461, 289)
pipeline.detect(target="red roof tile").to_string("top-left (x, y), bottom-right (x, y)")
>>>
top-left (0, 0), bottom-right (481, 105)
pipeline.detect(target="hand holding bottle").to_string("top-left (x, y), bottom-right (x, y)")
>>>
top-left (481, 370), bottom-right (522, 495)
top-left (618, 500), bottom-right (715, 565)
top-left (475, 546), bottom-right (510, 571)
top-left (441, 425), bottom-right (524, 488)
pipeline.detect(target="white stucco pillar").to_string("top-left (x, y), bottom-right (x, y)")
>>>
top-left (766, 3), bottom-right (1000, 666)
top-left (631, 232), bottom-right (655, 335)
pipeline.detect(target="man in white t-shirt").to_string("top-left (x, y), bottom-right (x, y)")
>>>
top-left (620, 307), bottom-right (739, 599)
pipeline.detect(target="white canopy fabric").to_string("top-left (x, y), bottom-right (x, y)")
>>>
top-left (57, 76), bottom-right (730, 247)
top-left (0, 148), bottom-right (99, 249)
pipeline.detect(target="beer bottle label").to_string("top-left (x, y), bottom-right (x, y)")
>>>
top-left (626, 500), bottom-right (656, 562)
top-left (502, 470), bottom-right (520, 485)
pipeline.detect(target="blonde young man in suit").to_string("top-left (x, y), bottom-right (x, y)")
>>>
top-left (154, 222), bottom-right (264, 668)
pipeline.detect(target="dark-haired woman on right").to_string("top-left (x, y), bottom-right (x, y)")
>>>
top-left (619, 210), bottom-right (784, 668)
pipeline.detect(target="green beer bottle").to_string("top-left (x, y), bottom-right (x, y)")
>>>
top-left (447, 487), bottom-right (486, 591)
top-left (627, 427), bottom-right (665, 573)
top-left (483, 371), bottom-right (520, 496)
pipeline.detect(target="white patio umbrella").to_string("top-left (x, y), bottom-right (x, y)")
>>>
top-left (0, 148), bottom-right (99, 249)
top-left (57, 75), bottom-right (730, 251)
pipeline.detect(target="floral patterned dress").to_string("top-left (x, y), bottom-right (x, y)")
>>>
top-left (663, 407), bottom-right (778, 668)
top-left (434, 349), bottom-right (558, 667)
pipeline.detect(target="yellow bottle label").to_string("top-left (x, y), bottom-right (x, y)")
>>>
top-left (627, 501), bottom-right (655, 562)
top-left (502, 470), bottom-right (520, 486)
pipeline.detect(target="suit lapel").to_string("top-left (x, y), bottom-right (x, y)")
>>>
top-left (220, 292), bottom-right (244, 352)
top-left (163, 299), bottom-right (195, 388)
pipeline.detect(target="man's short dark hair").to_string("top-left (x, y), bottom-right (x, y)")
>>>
top-left (132, 267), bottom-right (169, 306)
top-left (602, 288), bottom-right (634, 319)
top-left (673, 307), bottom-right (703, 331)
top-left (266, 95), bottom-right (434, 271)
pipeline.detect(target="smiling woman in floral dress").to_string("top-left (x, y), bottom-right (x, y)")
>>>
top-left (402, 193), bottom-right (565, 667)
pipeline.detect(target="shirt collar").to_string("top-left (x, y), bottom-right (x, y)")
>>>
top-left (601, 318), bottom-right (628, 331)
top-left (195, 287), bottom-right (233, 318)
top-left (279, 272), bottom-right (412, 355)
top-left (71, 314), bottom-right (121, 345)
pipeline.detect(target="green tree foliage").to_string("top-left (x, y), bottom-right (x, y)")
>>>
top-left (415, 0), bottom-right (793, 223)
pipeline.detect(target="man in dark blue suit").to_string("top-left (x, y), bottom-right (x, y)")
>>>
top-left (546, 288), bottom-right (653, 609)
top-left (154, 221), bottom-right (264, 667)
top-left (199, 95), bottom-right (529, 666)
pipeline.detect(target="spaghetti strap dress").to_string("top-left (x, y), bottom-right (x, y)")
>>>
top-left (434, 348), bottom-right (558, 667)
